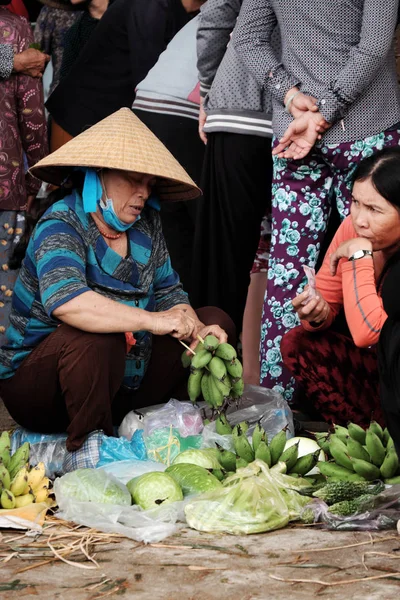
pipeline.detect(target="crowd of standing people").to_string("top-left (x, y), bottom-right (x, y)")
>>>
top-left (1, 0), bottom-right (400, 451)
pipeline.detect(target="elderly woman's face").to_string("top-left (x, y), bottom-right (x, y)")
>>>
top-left (351, 178), bottom-right (400, 252)
top-left (102, 169), bottom-right (156, 224)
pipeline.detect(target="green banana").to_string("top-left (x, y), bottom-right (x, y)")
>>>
top-left (347, 422), bottom-right (366, 445)
top-left (238, 421), bottom-right (249, 434)
top-left (269, 429), bottom-right (287, 465)
top-left (188, 369), bottom-right (204, 403)
top-left (365, 429), bottom-right (386, 467)
top-left (203, 335), bottom-right (220, 352)
top-left (10, 467), bottom-right (29, 497)
top-left (346, 437), bottom-right (371, 463)
top-left (231, 377), bottom-right (244, 396)
top-left (201, 373), bottom-right (213, 407)
top-left (314, 432), bottom-right (331, 457)
top-left (236, 457), bottom-right (248, 469)
top-left (382, 427), bottom-right (391, 447)
top-left (217, 447), bottom-right (236, 471)
top-left (280, 442), bottom-right (299, 472)
top-left (215, 413), bottom-right (232, 435)
top-left (290, 451), bottom-right (320, 476)
top-left (232, 424), bottom-right (241, 438)
top-left (369, 420), bottom-right (384, 442)
top-left (213, 376), bottom-right (231, 398)
top-left (0, 463), bottom-right (11, 490)
top-left (252, 422), bottom-right (265, 453)
top-left (317, 461), bottom-right (365, 482)
top-left (380, 447), bottom-right (399, 480)
top-left (333, 424), bottom-right (349, 444)
top-left (1, 489), bottom-right (15, 509)
top-left (208, 356), bottom-right (227, 381)
top-left (181, 349), bottom-right (192, 369)
top-left (215, 343), bottom-right (237, 361)
top-left (8, 442), bottom-right (30, 480)
top-left (0, 431), bottom-right (11, 468)
top-left (191, 348), bottom-right (213, 369)
top-left (225, 358), bottom-right (243, 379)
top-left (255, 440), bottom-right (272, 467)
top-left (384, 476), bottom-right (400, 485)
top-left (329, 435), bottom-right (354, 471)
top-left (350, 457), bottom-right (381, 481)
top-left (211, 469), bottom-right (225, 482)
top-left (233, 429), bottom-right (255, 463)
top-left (208, 376), bottom-right (224, 408)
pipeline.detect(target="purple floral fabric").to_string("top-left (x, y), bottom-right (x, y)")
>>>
top-left (0, 8), bottom-right (48, 211)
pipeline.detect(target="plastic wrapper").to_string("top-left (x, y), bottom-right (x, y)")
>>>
top-left (118, 410), bottom-right (144, 440)
top-left (144, 427), bottom-right (202, 465)
top-left (201, 423), bottom-right (235, 451)
top-left (12, 428), bottom-right (68, 479)
top-left (301, 265), bottom-right (317, 305)
top-left (301, 485), bottom-right (400, 531)
top-left (143, 399), bottom-right (204, 438)
top-left (97, 430), bottom-right (147, 467)
top-left (54, 467), bottom-right (186, 543)
top-left (225, 385), bottom-right (294, 439)
top-left (100, 458), bottom-right (166, 484)
top-left (184, 460), bottom-right (290, 535)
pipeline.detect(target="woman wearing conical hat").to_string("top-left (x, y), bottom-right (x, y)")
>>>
top-left (0, 108), bottom-right (235, 451)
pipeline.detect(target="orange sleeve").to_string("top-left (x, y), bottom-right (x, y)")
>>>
top-left (301, 216), bottom-right (387, 345)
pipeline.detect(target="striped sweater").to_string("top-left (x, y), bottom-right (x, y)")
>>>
top-left (197, 0), bottom-right (280, 138)
top-left (0, 192), bottom-right (189, 388)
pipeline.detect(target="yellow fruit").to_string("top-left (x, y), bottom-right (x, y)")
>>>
top-left (34, 486), bottom-right (49, 504)
top-left (27, 462), bottom-right (46, 490)
top-left (14, 493), bottom-right (34, 508)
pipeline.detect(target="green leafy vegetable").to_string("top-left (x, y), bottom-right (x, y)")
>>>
top-left (57, 468), bottom-right (131, 505)
top-left (127, 472), bottom-right (183, 510)
top-left (165, 463), bottom-right (222, 496)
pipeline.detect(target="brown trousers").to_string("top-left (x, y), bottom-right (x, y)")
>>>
top-left (0, 307), bottom-right (235, 451)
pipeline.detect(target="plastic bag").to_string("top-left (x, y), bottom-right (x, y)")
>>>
top-left (100, 458), bottom-right (166, 484)
top-left (301, 485), bottom-right (400, 531)
top-left (97, 430), bottom-right (147, 467)
top-left (184, 460), bottom-right (289, 535)
top-left (201, 423), bottom-right (235, 451)
top-left (226, 385), bottom-right (294, 439)
top-left (54, 467), bottom-right (185, 543)
top-left (12, 428), bottom-right (68, 479)
top-left (143, 399), bottom-right (204, 438)
top-left (144, 426), bottom-right (202, 465)
top-left (118, 410), bottom-right (144, 440)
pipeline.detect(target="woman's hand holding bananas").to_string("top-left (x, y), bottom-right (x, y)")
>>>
top-left (189, 324), bottom-right (228, 353)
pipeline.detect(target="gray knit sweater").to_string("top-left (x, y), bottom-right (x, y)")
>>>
top-left (197, 0), bottom-right (279, 138)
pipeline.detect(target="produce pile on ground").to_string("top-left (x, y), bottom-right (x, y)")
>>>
top-left (0, 432), bottom-right (53, 509)
top-left (314, 420), bottom-right (400, 483)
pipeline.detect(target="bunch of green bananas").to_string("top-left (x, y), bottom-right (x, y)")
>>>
top-left (0, 432), bottom-right (52, 509)
top-left (214, 416), bottom-right (320, 476)
top-left (314, 421), bottom-right (400, 484)
top-left (183, 336), bottom-right (244, 409)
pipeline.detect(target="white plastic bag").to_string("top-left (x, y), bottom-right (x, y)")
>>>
top-left (54, 466), bottom-right (184, 543)
top-left (118, 411), bottom-right (144, 440)
top-left (143, 399), bottom-right (203, 437)
top-left (100, 458), bottom-right (166, 484)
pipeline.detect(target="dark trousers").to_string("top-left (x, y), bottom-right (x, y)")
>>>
top-left (132, 110), bottom-right (205, 296)
top-left (0, 307), bottom-right (235, 451)
top-left (191, 132), bottom-right (273, 329)
top-left (281, 326), bottom-right (384, 427)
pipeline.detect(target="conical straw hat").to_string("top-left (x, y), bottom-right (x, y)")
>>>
top-left (31, 108), bottom-right (201, 201)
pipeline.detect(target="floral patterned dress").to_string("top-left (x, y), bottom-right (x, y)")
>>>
top-left (0, 8), bottom-right (48, 342)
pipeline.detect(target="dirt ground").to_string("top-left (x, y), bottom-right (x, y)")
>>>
top-left (1, 522), bottom-right (400, 599)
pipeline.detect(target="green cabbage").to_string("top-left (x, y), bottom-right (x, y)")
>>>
top-left (172, 449), bottom-right (221, 470)
top-left (57, 468), bottom-right (132, 505)
top-left (127, 472), bottom-right (183, 510)
top-left (165, 464), bottom-right (222, 496)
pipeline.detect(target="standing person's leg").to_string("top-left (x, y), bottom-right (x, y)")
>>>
top-left (281, 326), bottom-right (382, 427)
top-left (0, 324), bottom-right (127, 451)
top-left (191, 133), bottom-right (272, 329)
top-left (259, 145), bottom-right (333, 400)
top-left (132, 110), bottom-right (204, 296)
top-left (242, 214), bottom-right (270, 385)
top-left (113, 307), bottom-right (236, 419)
